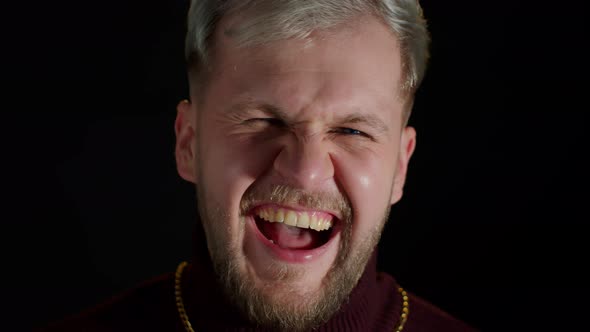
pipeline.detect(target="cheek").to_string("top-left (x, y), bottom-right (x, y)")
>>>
top-left (335, 152), bottom-right (395, 202)
top-left (198, 124), bottom-right (281, 208)
top-left (332, 148), bottom-right (396, 234)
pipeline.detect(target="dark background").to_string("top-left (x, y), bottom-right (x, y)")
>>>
top-left (3, 1), bottom-right (588, 331)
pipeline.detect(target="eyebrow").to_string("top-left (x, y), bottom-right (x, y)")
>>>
top-left (228, 100), bottom-right (390, 135)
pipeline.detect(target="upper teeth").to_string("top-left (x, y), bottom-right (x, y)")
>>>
top-left (257, 207), bottom-right (333, 231)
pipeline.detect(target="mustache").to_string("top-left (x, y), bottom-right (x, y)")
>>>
top-left (239, 184), bottom-right (352, 223)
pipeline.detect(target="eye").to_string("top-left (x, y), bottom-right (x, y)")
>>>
top-left (332, 127), bottom-right (370, 138)
top-left (244, 118), bottom-right (286, 127)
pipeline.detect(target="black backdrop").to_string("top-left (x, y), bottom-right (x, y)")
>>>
top-left (3, 1), bottom-right (588, 331)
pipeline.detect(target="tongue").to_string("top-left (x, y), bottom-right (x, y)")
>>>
top-left (259, 221), bottom-right (321, 250)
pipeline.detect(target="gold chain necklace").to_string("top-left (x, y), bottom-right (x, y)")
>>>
top-left (175, 261), bottom-right (409, 332)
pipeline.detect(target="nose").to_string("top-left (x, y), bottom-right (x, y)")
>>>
top-left (273, 137), bottom-right (334, 189)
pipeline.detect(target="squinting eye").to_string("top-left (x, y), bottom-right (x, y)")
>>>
top-left (335, 127), bottom-right (368, 137)
top-left (245, 118), bottom-right (285, 127)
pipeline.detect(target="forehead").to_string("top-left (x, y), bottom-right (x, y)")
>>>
top-left (204, 14), bottom-right (404, 121)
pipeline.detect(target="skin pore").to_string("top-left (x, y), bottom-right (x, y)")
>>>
top-left (175, 14), bottom-right (416, 331)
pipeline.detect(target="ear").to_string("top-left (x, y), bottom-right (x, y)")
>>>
top-left (390, 126), bottom-right (416, 205)
top-left (175, 99), bottom-right (198, 183)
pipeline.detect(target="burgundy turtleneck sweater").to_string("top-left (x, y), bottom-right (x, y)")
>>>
top-left (39, 228), bottom-right (477, 331)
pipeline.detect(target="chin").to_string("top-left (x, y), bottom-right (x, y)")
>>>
top-left (200, 184), bottom-right (385, 330)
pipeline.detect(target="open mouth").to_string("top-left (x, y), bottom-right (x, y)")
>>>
top-left (252, 205), bottom-right (339, 251)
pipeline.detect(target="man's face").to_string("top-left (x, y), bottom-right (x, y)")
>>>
top-left (175, 15), bottom-right (416, 330)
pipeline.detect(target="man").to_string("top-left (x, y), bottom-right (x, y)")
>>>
top-left (42, 0), bottom-right (476, 331)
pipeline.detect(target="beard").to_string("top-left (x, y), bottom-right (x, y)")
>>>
top-left (197, 183), bottom-right (390, 331)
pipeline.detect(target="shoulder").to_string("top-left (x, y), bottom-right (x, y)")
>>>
top-left (404, 290), bottom-right (479, 332)
top-left (37, 272), bottom-right (181, 332)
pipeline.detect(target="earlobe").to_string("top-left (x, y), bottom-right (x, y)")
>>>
top-left (390, 126), bottom-right (416, 205)
top-left (175, 99), bottom-right (198, 184)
